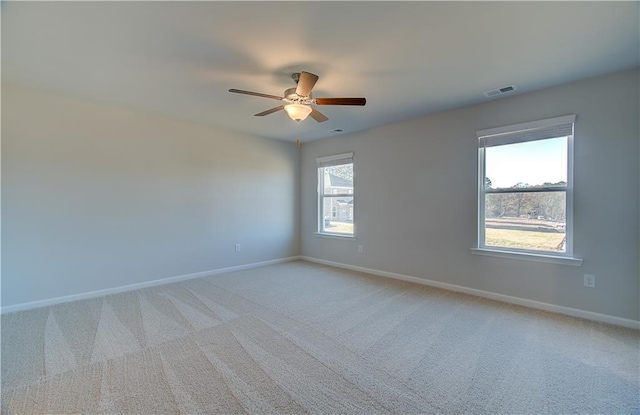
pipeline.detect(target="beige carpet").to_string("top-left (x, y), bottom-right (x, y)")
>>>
top-left (2, 260), bottom-right (639, 414)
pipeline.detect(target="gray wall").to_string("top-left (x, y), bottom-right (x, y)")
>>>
top-left (301, 69), bottom-right (639, 321)
top-left (2, 85), bottom-right (300, 307)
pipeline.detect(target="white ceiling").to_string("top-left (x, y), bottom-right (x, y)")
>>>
top-left (3, 2), bottom-right (638, 142)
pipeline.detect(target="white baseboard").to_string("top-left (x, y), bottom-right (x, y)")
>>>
top-left (300, 256), bottom-right (640, 330)
top-left (1, 256), bottom-right (301, 314)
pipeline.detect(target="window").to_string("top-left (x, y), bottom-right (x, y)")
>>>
top-left (477, 115), bottom-right (575, 257)
top-left (317, 152), bottom-right (354, 236)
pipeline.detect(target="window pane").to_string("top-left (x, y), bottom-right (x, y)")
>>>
top-left (323, 163), bottom-right (353, 194)
top-left (485, 192), bottom-right (566, 252)
top-left (322, 196), bottom-right (354, 235)
top-left (485, 137), bottom-right (567, 190)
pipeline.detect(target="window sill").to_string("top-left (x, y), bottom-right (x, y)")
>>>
top-left (470, 248), bottom-right (583, 266)
top-left (314, 232), bottom-right (355, 240)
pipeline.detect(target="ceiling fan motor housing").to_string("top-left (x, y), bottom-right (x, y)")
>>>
top-left (284, 87), bottom-right (313, 104)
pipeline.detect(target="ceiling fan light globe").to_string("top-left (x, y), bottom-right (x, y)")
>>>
top-left (284, 104), bottom-right (312, 121)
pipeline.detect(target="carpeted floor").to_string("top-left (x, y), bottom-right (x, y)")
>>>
top-left (2, 260), bottom-right (639, 414)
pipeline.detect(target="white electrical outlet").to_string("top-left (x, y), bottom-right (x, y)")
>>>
top-left (235, 243), bottom-right (241, 252)
top-left (584, 274), bottom-right (595, 288)
top-left (358, 245), bottom-right (363, 253)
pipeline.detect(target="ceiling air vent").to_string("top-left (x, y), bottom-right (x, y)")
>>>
top-left (483, 85), bottom-right (517, 98)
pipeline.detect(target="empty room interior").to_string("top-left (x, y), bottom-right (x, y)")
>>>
top-left (2, 2), bottom-right (639, 414)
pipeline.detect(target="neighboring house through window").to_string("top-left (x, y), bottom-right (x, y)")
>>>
top-left (317, 153), bottom-right (354, 236)
top-left (476, 115), bottom-right (576, 258)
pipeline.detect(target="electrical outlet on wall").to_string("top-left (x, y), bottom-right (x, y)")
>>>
top-left (235, 243), bottom-right (241, 252)
top-left (358, 245), bottom-right (363, 253)
top-left (584, 274), bottom-right (595, 288)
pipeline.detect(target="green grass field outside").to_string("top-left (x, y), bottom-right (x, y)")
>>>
top-left (485, 228), bottom-right (565, 251)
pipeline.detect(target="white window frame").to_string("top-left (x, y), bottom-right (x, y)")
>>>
top-left (473, 115), bottom-right (582, 266)
top-left (317, 152), bottom-right (354, 238)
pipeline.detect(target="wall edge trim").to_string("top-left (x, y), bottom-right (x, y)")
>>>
top-left (1, 256), bottom-right (302, 314)
top-left (300, 256), bottom-right (640, 330)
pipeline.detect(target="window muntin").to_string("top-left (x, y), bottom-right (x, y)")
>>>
top-left (317, 153), bottom-right (354, 237)
top-left (478, 115), bottom-right (575, 256)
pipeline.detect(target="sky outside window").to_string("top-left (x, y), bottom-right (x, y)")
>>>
top-left (485, 137), bottom-right (567, 189)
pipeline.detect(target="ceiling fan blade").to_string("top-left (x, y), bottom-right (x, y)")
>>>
top-left (229, 89), bottom-right (283, 101)
top-left (254, 106), bottom-right (285, 116)
top-left (315, 97), bottom-right (366, 106)
top-left (295, 71), bottom-right (319, 97)
top-left (309, 108), bottom-right (329, 123)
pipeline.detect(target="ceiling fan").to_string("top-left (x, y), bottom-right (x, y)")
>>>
top-left (228, 71), bottom-right (366, 123)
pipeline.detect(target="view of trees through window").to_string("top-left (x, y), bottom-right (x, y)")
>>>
top-left (320, 163), bottom-right (354, 235)
top-left (485, 188), bottom-right (567, 252)
top-left (483, 137), bottom-right (568, 252)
